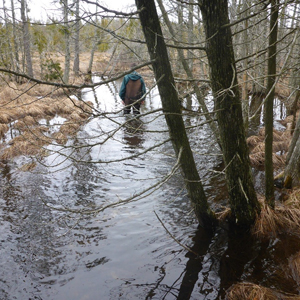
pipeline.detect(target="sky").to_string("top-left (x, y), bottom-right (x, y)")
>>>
top-left (28, 0), bottom-right (135, 21)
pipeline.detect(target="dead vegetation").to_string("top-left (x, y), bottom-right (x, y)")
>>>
top-left (251, 193), bottom-right (300, 238)
top-left (247, 114), bottom-right (293, 171)
top-left (226, 282), bottom-right (300, 300)
top-left (0, 80), bottom-right (93, 165)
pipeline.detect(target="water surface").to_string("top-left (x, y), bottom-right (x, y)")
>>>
top-left (0, 79), bottom-right (299, 299)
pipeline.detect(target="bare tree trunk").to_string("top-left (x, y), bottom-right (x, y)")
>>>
top-left (265, 0), bottom-right (279, 207)
top-left (3, 0), bottom-right (14, 73)
top-left (177, 3), bottom-right (184, 75)
top-left (285, 99), bottom-right (300, 188)
top-left (135, 0), bottom-right (216, 229)
top-left (21, 0), bottom-right (33, 77)
top-left (287, 5), bottom-right (300, 119)
top-left (241, 0), bottom-right (249, 133)
top-left (73, 0), bottom-right (80, 76)
top-left (249, 5), bottom-right (268, 132)
top-left (11, 0), bottom-right (20, 75)
top-left (63, 0), bottom-right (70, 83)
top-left (249, 89), bottom-right (266, 134)
top-left (187, 0), bottom-right (194, 70)
top-left (199, 0), bottom-right (260, 227)
top-left (87, 1), bottom-right (99, 74)
top-left (284, 114), bottom-right (300, 188)
top-left (156, 0), bottom-right (220, 145)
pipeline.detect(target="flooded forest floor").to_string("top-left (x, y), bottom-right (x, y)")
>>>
top-left (1, 53), bottom-right (300, 299)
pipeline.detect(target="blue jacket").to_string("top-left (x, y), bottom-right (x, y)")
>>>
top-left (119, 71), bottom-right (146, 101)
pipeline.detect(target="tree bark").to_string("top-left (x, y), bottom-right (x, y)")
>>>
top-left (241, 0), bottom-right (249, 133)
top-left (87, 1), bottom-right (99, 75)
top-left (63, 0), bottom-right (70, 83)
top-left (156, 0), bottom-right (220, 145)
top-left (73, 0), bottom-right (80, 76)
top-left (265, 0), bottom-right (279, 207)
top-left (249, 89), bottom-right (266, 135)
top-left (199, 0), bottom-right (260, 227)
top-left (284, 113), bottom-right (300, 188)
top-left (3, 0), bottom-right (14, 73)
top-left (187, 0), bottom-right (194, 71)
top-left (135, 0), bottom-right (216, 229)
top-left (21, 0), bottom-right (33, 77)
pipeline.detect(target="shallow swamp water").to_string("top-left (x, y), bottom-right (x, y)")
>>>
top-left (0, 78), bottom-right (300, 299)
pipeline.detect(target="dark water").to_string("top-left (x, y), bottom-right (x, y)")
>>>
top-left (0, 80), bottom-right (299, 299)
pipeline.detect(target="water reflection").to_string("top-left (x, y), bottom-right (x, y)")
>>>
top-left (2, 78), bottom-right (295, 300)
top-left (176, 227), bottom-right (215, 300)
top-left (123, 117), bottom-right (145, 150)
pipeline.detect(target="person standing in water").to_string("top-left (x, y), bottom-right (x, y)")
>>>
top-left (119, 64), bottom-right (146, 115)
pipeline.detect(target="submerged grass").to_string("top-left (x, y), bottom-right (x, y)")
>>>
top-left (226, 282), bottom-right (300, 300)
top-left (247, 125), bottom-right (291, 170)
top-left (251, 191), bottom-right (300, 239)
top-left (0, 81), bottom-right (94, 164)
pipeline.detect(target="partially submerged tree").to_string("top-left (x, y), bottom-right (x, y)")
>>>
top-left (198, 0), bottom-right (261, 227)
top-left (264, 0), bottom-right (279, 207)
top-left (63, 0), bottom-right (71, 83)
top-left (73, 0), bottom-right (80, 76)
top-left (135, 0), bottom-right (215, 229)
top-left (21, 0), bottom-right (33, 77)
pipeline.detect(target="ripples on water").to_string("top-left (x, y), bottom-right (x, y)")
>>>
top-left (0, 79), bottom-right (299, 299)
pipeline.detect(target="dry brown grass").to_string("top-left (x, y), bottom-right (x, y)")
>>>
top-left (250, 140), bottom-right (289, 155)
top-left (0, 82), bottom-right (21, 104)
top-left (251, 142), bottom-right (265, 154)
top-left (249, 152), bottom-right (286, 170)
top-left (68, 111), bottom-right (83, 123)
top-left (288, 251), bottom-right (300, 284)
top-left (59, 122), bottom-right (81, 136)
top-left (273, 141), bottom-right (289, 153)
top-left (226, 282), bottom-right (300, 300)
top-left (278, 115), bottom-right (294, 127)
top-left (258, 127), bottom-right (283, 141)
top-left (0, 81), bottom-right (94, 164)
top-left (0, 123), bottom-right (9, 138)
top-left (1, 141), bottom-right (40, 159)
top-left (252, 197), bottom-right (280, 238)
top-left (19, 162), bottom-right (37, 171)
top-left (52, 131), bottom-right (68, 145)
top-left (247, 135), bottom-right (264, 150)
top-left (252, 192), bottom-right (300, 239)
top-left (248, 125), bottom-right (291, 170)
top-left (0, 52), bottom-right (110, 166)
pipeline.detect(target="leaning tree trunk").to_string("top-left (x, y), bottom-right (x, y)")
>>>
top-left (135, 0), bottom-right (216, 229)
top-left (199, 0), bottom-right (260, 227)
top-left (264, 0), bottom-right (279, 207)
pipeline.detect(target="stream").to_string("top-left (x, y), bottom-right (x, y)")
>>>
top-left (0, 78), bottom-right (299, 299)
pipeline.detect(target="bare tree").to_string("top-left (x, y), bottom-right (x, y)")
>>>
top-left (73, 0), bottom-right (80, 76)
top-left (135, 0), bottom-right (216, 229)
top-left (20, 0), bottom-right (33, 77)
top-left (63, 0), bottom-right (71, 83)
top-left (265, 0), bottom-right (279, 207)
top-left (198, 0), bottom-right (260, 227)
